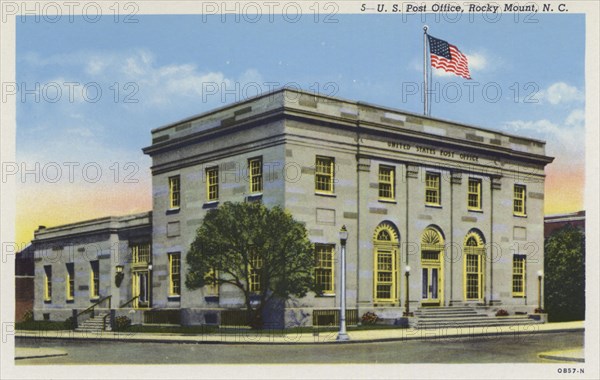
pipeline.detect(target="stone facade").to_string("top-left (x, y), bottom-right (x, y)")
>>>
top-left (31, 212), bottom-right (151, 322)
top-left (142, 89), bottom-right (553, 324)
top-left (31, 89), bottom-right (553, 325)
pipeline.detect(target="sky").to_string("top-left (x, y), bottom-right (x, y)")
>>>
top-left (14, 12), bottom-right (586, 245)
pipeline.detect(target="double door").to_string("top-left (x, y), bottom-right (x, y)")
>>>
top-left (422, 265), bottom-right (442, 305)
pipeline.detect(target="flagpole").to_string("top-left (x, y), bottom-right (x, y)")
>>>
top-left (423, 25), bottom-right (429, 116)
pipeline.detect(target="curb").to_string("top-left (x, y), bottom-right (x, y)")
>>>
top-left (15, 352), bottom-right (68, 360)
top-left (15, 327), bottom-right (584, 346)
top-left (538, 354), bottom-right (585, 363)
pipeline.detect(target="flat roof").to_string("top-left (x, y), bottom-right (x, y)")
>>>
top-left (150, 87), bottom-right (548, 145)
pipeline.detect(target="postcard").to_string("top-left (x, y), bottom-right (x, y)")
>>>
top-left (1, 1), bottom-right (598, 379)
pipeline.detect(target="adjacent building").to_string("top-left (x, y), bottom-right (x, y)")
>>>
top-left (15, 244), bottom-right (34, 322)
top-left (31, 89), bottom-right (554, 326)
top-left (544, 210), bottom-right (586, 238)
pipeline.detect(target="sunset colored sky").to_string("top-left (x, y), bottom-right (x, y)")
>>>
top-left (15, 13), bottom-right (585, 245)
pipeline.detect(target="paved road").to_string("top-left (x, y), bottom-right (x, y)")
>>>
top-left (15, 331), bottom-right (583, 364)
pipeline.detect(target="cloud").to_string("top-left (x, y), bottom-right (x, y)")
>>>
top-left (21, 49), bottom-right (266, 108)
top-left (466, 52), bottom-right (487, 71)
top-left (503, 108), bottom-right (585, 163)
top-left (539, 82), bottom-right (584, 105)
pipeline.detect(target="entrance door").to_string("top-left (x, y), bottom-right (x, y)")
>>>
top-left (422, 266), bottom-right (442, 304)
top-left (420, 227), bottom-right (445, 306)
top-left (133, 271), bottom-right (149, 308)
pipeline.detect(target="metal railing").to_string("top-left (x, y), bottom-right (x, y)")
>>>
top-left (76, 295), bottom-right (112, 319)
top-left (74, 295), bottom-right (112, 330)
top-left (312, 309), bottom-right (358, 327)
top-left (119, 295), bottom-right (139, 308)
top-left (143, 309), bottom-right (181, 325)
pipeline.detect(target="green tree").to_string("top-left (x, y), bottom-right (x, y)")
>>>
top-left (185, 201), bottom-right (316, 328)
top-left (544, 224), bottom-right (585, 322)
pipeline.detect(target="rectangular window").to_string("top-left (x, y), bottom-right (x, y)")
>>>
top-left (513, 185), bottom-right (526, 216)
top-left (206, 166), bottom-right (219, 201)
top-left (132, 243), bottom-right (151, 264)
top-left (44, 265), bottom-right (52, 301)
top-left (465, 254), bottom-right (481, 300)
top-left (169, 175), bottom-right (181, 209)
top-left (512, 255), bottom-right (526, 297)
top-left (66, 263), bottom-right (74, 301)
top-left (169, 253), bottom-right (181, 296)
top-left (248, 251), bottom-right (262, 293)
top-left (248, 158), bottom-right (263, 193)
top-left (205, 268), bottom-right (219, 296)
top-left (90, 260), bottom-right (100, 299)
top-left (315, 156), bottom-right (335, 193)
top-left (468, 178), bottom-right (482, 210)
top-left (378, 166), bottom-right (395, 200)
top-left (425, 172), bottom-right (441, 206)
top-left (374, 249), bottom-right (396, 302)
top-left (314, 244), bottom-right (335, 295)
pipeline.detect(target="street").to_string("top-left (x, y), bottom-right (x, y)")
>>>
top-left (15, 331), bottom-right (583, 364)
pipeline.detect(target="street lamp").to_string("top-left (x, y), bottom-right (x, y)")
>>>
top-left (337, 225), bottom-right (350, 342)
top-left (404, 266), bottom-right (411, 316)
top-left (537, 270), bottom-right (544, 312)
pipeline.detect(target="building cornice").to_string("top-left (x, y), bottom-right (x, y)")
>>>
top-left (33, 211), bottom-right (152, 243)
top-left (143, 88), bottom-right (554, 168)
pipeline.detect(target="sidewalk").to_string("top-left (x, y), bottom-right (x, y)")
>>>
top-left (15, 321), bottom-right (584, 345)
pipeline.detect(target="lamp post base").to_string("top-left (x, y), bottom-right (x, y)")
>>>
top-left (336, 332), bottom-right (350, 341)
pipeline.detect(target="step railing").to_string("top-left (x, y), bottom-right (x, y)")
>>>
top-left (119, 295), bottom-right (139, 308)
top-left (74, 295), bottom-right (112, 329)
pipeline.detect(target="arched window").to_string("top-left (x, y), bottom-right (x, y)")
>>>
top-left (464, 230), bottom-right (485, 301)
top-left (373, 223), bottom-right (399, 303)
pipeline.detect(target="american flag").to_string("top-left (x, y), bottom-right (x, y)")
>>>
top-left (427, 35), bottom-right (471, 80)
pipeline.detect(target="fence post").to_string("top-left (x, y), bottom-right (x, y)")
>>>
top-left (110, 309), bottom-right (116, 331)
top-left (72, 309), bottom-right (78, 329)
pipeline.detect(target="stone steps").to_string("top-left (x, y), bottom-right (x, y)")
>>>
top-left (413, 307), bottom-right (542, 329)
top-left (75, 314), bottom-right (111, 332)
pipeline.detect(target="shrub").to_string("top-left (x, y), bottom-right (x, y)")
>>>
top-left (361, 311), bottom-right (381, 325)
top-left (114, 315), bottom-right (132, 331)
top-left (495, 309), bottom-right (509, 317)
top-left (64, 316), bottom-right (76, 329)
top-left (22, 310), bottom-right (33, 322)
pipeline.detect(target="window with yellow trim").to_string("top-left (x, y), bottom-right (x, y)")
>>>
top-left (373, 224), bottom-right (398, 303)
top-left (248, 251), bottom-right (262, 293)
top-left (425, 172), bottom-right (441, 205)
top-left (464, 235), bottom-right (484, 300)
top-left (90, 260), bottom-right (100, 299)
top-left (513, 185), bottom-right (526, 216)
top-left (315, 156), bottom-right (334, 193)
top-left (512, 255), bottom-right (526, 297)
top-left (205, 268), bottom-right (219, 296)
top-left (378, 166), bottom-right (395, 200)
top-left (467, 178), bottom-right (482, 210)
top-left (315, 244), bottom-right (335, 295)
top-left (66, 263), bottom-right (74, 301)
top-left (248, 158), bottom-right (263, 193)
top-left (375, 250), bottom-right (395, 301)
top-left (206, 167), bottom-right (219, 201)
top-left (132, 243), bottom-right (151, 264)
top-left (169, 175), bottom-right (181, 209)
top-left (44, 265), bottom-right (52, 301)
top-left (465, 254), bottom-right (481, 299)
top-left (169, 253), bottom-right (181, 296)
